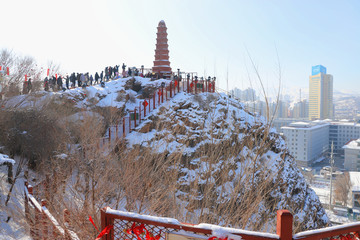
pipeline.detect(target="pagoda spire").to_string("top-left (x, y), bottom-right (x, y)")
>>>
top-left (152, 20), bottom-right (172, 76)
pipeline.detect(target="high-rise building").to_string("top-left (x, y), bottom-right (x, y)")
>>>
top-left (309, 65), bottom-right (334, 120)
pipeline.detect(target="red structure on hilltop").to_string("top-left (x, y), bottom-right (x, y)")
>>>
top-left (152, 20), bottom-right (172, 76)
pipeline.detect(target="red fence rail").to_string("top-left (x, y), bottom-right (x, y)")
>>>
top-left (102, 78), bottom-right (215, 146)
top-left (100, 207), bottom-right (360, 240)
top-left (24, 182), bottom-right (79, 240)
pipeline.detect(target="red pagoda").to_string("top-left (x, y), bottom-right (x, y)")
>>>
top-left (152, 20), bottom-right (172, 76)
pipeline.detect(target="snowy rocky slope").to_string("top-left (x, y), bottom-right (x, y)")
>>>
top-left (1, 77), bottom-right (329, 233)
top-left (126, 90), bottom-right (329, 232)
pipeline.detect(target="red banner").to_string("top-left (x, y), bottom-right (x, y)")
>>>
top-left (143, 100), bottom-right (148, 107)
top-left (89, 216), bottom-right (99, 232)
top-left (95, 225), bottom-right (113, 240)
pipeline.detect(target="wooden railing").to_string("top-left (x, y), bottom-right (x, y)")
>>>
top-left (24, 182), bottom-right (79, 240)
top-left (100, 207), bottom-right (360, 240)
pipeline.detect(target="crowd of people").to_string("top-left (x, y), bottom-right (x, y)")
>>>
top-left (20, 63), bottom-right (214, 93)
top-left (41, 63), bottom-right (155, 92)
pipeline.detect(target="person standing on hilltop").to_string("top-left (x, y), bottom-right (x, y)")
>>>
top-left (27, 78), bottom-right (32, 93)
top-left (65, 74), bottom-right (70, 89)
top-left (100, 71), bottom-right (104, 82)
top-left (22, 80), bottom-right (28, 94)
top-left (95, 72), bottom-right (99, 84)
top-left (89, 74), bottom-right (93, 85)
top-left (80, 73), bottom-right (86, 88)
top-left (57, 75), bottom-right (63, 90)
top-left (105, 67), bottom-right (109, 81)
top-left (109, 66), bottom-right (113, 80)
top-left (70, 73), bottom-right (75, 88)
top-left (77, 73), bottom-right (81, 87)
top-left (44, 77), bottom-right (49, 91)
top-left (51, 76), bottom-right (56, 91)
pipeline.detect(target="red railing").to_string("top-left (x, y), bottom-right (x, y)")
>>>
top-left (100, 207), bottom-right (360, 240)
top-left (24, 182), bottom-right (79, 240)
top-left (101, 78), bottom-right (215, 145)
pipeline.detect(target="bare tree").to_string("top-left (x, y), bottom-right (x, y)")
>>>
top-left (0, 48), bottom-right (41, 97)
top-left (334, 172), bottom-right (352, 206)
top-left (47, 60), bottom-right (61, 77)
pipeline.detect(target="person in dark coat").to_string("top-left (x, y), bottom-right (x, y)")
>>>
top-left (27, 78), bottom-right (32, 93)
top-left (22, 81), bottom-right (28, 94)
top-left (44, 77), bottom-right (49, 91)
top-left (105, 67), bottom-right (109, 81)
top-left (77, 73), bottom-right (81, 87)
top-left (109, 66), bottom-right (113, 79)
top-left (51, 76), bottom-right (56, 91)
top-left (95, 72), bottom-right (99, 84)
top-left (100, 71), bottom-right (104, 82)
top-left (90, 74), bottom-right (93, 85)
top-left (65, 75), bottom-right (70, 89)
top-left (57, 76), bottom-right (63, 90)
top-left (71, 73), bottom-right (76, 87)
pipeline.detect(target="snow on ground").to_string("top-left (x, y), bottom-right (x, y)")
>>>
top-left (0, 156), bottom-right (30, 240)
top-left (3, 76), bottom-right (172, 111)
top-left (0, 154), bottom-right (15, 165)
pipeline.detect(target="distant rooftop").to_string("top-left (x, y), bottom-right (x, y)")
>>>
top-left (281, 121), bottom-right (329, 130)
top-left (343, 139), bottom-right (360, 150)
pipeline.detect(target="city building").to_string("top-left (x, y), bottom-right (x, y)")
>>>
top-left (230, 87), bottom-right (257, 102)
top-left (343, 139), bottom-right (360, 171)
top-left (291, 100), bottom-right (309, 119)
top-left (309, 65), bottom-right (334, 120)
top-left (329, 120), bottom-right (360, 154)
top-left (349, 172), bottom-right (360, 210)
top-left (281, 121), bottom-right (329, 167)
top-left (272, 118), bottom-right (309, 133)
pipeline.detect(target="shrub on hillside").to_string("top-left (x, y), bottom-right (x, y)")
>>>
top-left (0, 108), bottom-right (68, 168)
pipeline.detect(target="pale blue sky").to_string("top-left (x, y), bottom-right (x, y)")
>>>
top-left (1, 0), bottom-right (359, 96)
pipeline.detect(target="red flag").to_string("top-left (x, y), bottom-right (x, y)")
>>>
top-left (89, 216), bottom-right (99, 232)
top-left (174, 80), bottom-right (178, 87)
top-left (6, 67), bottom-right (10, 75)
top-left (143, 100), bottom-right (148, 107)
top-left (95, 225), bottom-right (113, 240)
top-left (47, 68), bottom-right (50, 76)
top-left (25, 75), bottom-right (27, 82)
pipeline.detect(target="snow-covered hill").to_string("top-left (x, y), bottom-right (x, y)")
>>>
top-left (125, 90), bottom-right (329, 231)
top-left (1, 77), bottom-right (329, 233)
